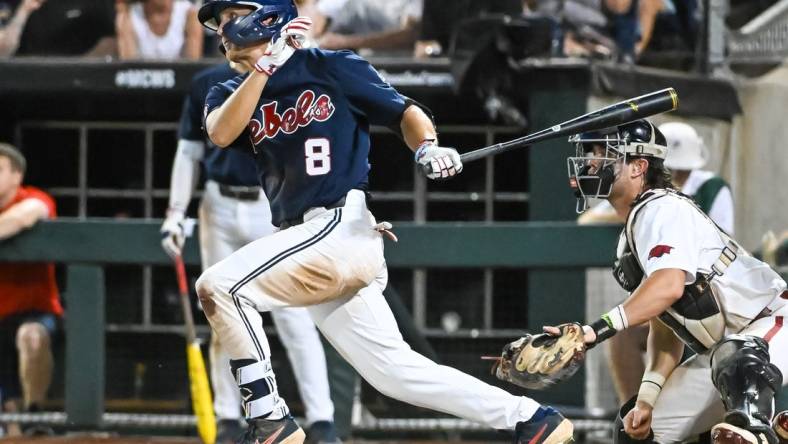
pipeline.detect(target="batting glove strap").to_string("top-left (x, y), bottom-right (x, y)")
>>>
top-left (586, 317), bottom-right (617, 350)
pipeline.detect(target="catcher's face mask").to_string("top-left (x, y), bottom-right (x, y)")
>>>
top-left (567, 132), bottom-right (622, 212)
top-left (567, 121), bottom-right (667, 212)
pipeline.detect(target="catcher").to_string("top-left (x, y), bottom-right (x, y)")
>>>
top-left (494, 120), bottom-right (788, 444)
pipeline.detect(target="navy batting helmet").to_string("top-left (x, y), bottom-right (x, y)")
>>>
top-left (198, 0), bottom-right (297, 47)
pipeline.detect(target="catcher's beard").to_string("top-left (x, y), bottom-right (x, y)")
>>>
top-left (515, 324), bottom-right (585, 375)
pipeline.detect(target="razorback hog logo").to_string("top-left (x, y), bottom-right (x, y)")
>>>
top-left (248, 90), bottom-right (335, 144)
top-left (648, 245), bottom-right (674, 260)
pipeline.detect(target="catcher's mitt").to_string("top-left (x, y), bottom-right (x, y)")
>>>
top-left (492, 322), bottom-right (587, 390)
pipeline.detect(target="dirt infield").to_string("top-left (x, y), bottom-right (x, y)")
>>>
top-left (0, 438), bottom-right (198, 444)
top-left (0, 438), bottom-right (498, 444)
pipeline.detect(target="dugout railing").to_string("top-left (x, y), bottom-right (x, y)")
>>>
top-left (0, 219), bottom-right (620, 431)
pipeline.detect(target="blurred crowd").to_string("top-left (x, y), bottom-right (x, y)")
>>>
top-left (1, 0), bottom-right (771, 67)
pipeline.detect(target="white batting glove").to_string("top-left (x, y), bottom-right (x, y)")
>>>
top-left (254, 16), bottom-right (312, 76)
top-left (161, 210), bottom-right (185, 259)
top-left (415, 140), bottom-right (463, 180)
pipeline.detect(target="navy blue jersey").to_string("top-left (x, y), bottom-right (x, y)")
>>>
top-left (204, 49), bottom-right (408, 226)
top-left (179, 63), bottom-right (260, 187)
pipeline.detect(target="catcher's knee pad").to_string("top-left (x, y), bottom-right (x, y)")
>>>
top-left (613, 397), bottom-right (656, 444)
top-left (773, 410), bottom-right (788, 442)
top-left (711, 335), bottom-right (783, 438)
top-left (711, 422), bottom-right (776, 444)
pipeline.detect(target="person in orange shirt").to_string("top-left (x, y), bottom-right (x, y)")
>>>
top-left (0, 143), bottom-right (62, 436)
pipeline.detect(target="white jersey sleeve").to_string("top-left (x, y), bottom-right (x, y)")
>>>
top-left (632, 197), bottom-right (703, 285)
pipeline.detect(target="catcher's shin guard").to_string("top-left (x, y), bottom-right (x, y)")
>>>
top-left (613, 397), bottom-right (655, 444)
top-left (773, 411), bottom-right (788, 443)
top-left (710, 335), bottom-right (782, 444)
top-left (712, 422), bottom-right (777, 444)
top-left (513, 406), bottom-right (574, 444)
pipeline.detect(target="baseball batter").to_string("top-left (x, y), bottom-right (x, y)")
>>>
top-left (194, 1), bottom-right (574, 443)
top-left (160, 61), bottom-right (338, 443)
top-left (562, 120), bottom-right (788, 444)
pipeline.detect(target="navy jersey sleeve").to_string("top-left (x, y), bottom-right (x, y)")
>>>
top-left (177, 80), bottom-right (204, 141)
top-left (325, 50), bottom-right (408, 126)
top-left (202, 77), bottom-right (241, 131)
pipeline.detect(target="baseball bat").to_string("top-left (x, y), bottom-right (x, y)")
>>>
top-left (423, 87), bottom-right (678, 175)
top-left (174, 255), bottom-right (217, 444)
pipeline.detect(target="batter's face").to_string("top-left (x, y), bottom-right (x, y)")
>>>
top-left (0, 157), bottom-right (22, 201)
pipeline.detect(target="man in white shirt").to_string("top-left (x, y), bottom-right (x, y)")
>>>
top-left (303, 0), bottom-right (421, 51)
top-left (660, 121), bottom-right (734, 234)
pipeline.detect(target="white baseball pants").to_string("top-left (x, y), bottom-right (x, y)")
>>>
top-left (196, 189), bottom-right (541, 429)
top-left (651, 302), bottom-right (788, 443)
top-left (199, 181), bottom-right (334, 425)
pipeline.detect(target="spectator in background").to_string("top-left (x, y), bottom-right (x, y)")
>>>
top-left (116, 0), bottom-right (202, 60)
top-left (660, 121), bottom-right (734, 233)
top-left (300, 0), bottom-right (420, 52)
top-left (523, 0), bottom-right (664, 61)
top-left (9, 0), bottom-right (115, 56)
top-left (0, 143), bottom-right (62, 437)
top-left (415, 0), bottom-right (521, 58)
top-left (524, 0), bottom-right (616, 58)
top-left (0, 0), bottom-right (45, 57)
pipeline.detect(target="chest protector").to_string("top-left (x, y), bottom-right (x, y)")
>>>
top-left (612, 189), bottom-right (741, 354)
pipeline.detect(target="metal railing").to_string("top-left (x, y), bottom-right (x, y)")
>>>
top-left (728, 0), bottom-right (788, 64)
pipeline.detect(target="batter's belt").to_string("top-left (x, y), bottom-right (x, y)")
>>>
top-left (217, 183), bottom-right (261, 201)
top-left (279, 189), bottom-right (369, 230)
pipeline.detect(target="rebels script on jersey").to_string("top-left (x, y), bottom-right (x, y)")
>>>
top-left (204, 49), bottom-right (408, 226)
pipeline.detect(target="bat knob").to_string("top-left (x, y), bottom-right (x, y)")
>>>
top-left (419, 162), bottom-right (433, 177)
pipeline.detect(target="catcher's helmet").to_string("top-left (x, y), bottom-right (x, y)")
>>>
top-left (567, 119), bottom-right (668, 211)
top-left (198, 0), bottom-right (297, 47)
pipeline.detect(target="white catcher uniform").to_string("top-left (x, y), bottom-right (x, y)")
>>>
top-left (622, 190), bottom-right (787, 443)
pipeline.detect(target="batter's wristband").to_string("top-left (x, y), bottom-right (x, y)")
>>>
top-left (637, 371), bottom-right (666, 407)
top-left (587, 317), bottom-right (617, 349)
top-left (414, 140), bottom-right (435, 162)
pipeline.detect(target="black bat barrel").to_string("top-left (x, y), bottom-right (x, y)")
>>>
top-left (556, 87), bottom-right (678, 136)
top-left (423, 88), bottom-right (678, 174)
